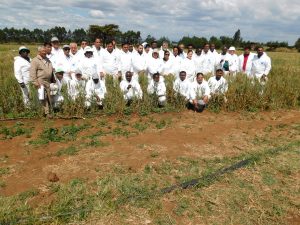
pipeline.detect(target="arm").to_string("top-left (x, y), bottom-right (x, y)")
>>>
top-left (14, 59), bottom-right (24, 84)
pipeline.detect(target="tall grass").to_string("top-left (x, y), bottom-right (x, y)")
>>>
top-left (0, 46), bottom-right (299, 118)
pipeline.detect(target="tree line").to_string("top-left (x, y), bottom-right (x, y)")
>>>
top-left (0, 24), bottom-right (299, 51)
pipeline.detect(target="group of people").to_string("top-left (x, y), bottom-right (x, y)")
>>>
top-left (14, 37), bottom-right (272, 117)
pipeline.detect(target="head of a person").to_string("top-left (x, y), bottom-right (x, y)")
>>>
top-left (221, 46), bottom-right (228, 54)
top-left (153, 72), bottom-right (160, 82)
top-left (38, 46), bottom-right (47, 58)
top-left (187, 50), bottom-right (193, 59)
top-left (137, 44), bottom-right (143, 54)
top-left (152, 49), bottom-right (159, 59)
top-left (75, 70), bottom-right (82, 80)
top-left (51, 37), bottom-right (60, 49)
top-left (63, 45), bottom-right (70, 56)
top-left (84, 47), bottom-right (93, 58)
top-left (173, 46), bottom-right (179, 56)
top-left (55, 70), bottom-right (64, 81)
top-left (144, 44), bottom-right (150, 53)
top-left (122, 43), bottom-right (129, 53)
top-left (106, 41), bottom-right (114, 53)
top-left (228, 46), bottom-right (236, 55)
top-left (196, 72), bottom-right (204, 84)
top-left (162, 41), bottom-right (169, 50)
top-left (112, 39), bottom-right (117, 48)
top-left (94, 38), bottom-right (102, 49)
top-left (128, 43), bottom-right (134, 52)
top-left (187, 44), bottom-right (194, 51)
top-left (125, 71), bottom-right (132, 82)
top-left (195, 47), bottom-right (202, 56)
top-left (43, 42), bottom-right (52, 55)
top-left (203, 43), bottom-right (210, 53)
top-left (243, 46), bottom-right (250, 55)
top-left (81, 40), bottom-right (88, 50)
top-left (93, 75), bottom-right (99, 84)
top-left (215, 68), bottom-right (224, 80)
top-left (210, 43), bottom-right (215, 52)
top-left (70, 42), bottom-right (78, 55)
top-left (19, 46), bottom-right (30, 58)
top-left (179, 71), bottom-right (187, 81)
top-left (178, 43), bottom-right (185, 51)
top-left (163, 50), bottom-right (170, 61)
top-left (151, 41), bottom-right (158, 49)
top-left (257, 46), bottom-right (264, 57)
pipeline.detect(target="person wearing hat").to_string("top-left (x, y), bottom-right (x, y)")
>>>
top-left (68, 69), bottom-right (86, 100)
top-left (51, 68), bottom-right (66, 109)
top-left (251, 46), bottom-right (271, 82)
top-left (238, 46), bottom-right (255, 76)
top-left (146, 48), bottom-right (163, 82)
top-left (14, 46), bottom-right (31, 106)
top-left (78, 46), bottom-right (103, 80)
top-left (199, 43), bottom-right (216, 75)
top-left (188, 72), bottom-right (211, 112)
top-left (227, 46), bottom-right (239, 76)
top-left (30, 46), bottom-right (54, 117)
top-left (85, 73), bottom-right (107, 108)
top-left (50, 36), bottom-right (63, 58)
top-left (120, 71), bottom-right (143, 104)
top-left (100, 40), bottom-right (121, 80)
top-left (147, 72), bottom-right (167, 107)
top-left (53, 44), bottom-right (75, 81)
top-left (208, 67), bottom-right (228, 95)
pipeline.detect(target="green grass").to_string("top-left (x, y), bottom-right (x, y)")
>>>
top-left (56, 146), bottom-right (79, 156)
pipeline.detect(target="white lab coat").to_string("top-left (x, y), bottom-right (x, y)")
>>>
top-left (180, 58), bottom-right (196, 82)
top-left (120, 79), bottom-right (143, 100)
top-left (238, 53), bottom-right (255, 76)
top-left (119, 51), bottom-right (133, 79)
top-left (147, 79), bottom-right (167, 103)
top-left (101, 49), bottom-right (120, 76)
top-left (173, 78), bottom-right (190, 99)
top-left (198, 52), bottom-right (216, 75)
top-left (251, 53), bottom-right (271, 79)
top-left (68, 79), bottom-right (86, 100)
top-left (132, 52), bottom-right (147, 79)
top-left (53, 54), bottom-right (76, 81)
top-left (78, 56), bottom-right (102, 80)
top-left (208, 76), bottom-right (228, 95)
top-left (227, 54), bottom-right (239, 74)
top-left (189, 80), bottom-right (211, 101)
top-left (172, 55), bottom-right (182, 78)
top-left (14, 56), bottom-right (31, 105)
top-left (161, 58), bottom-right (175, 76)
top-left (85, 79), bottom-right (107, 106)
top-left (147, 57), bottom-right (163, 81)
top-left (52, 77), bottom-right (67, 107)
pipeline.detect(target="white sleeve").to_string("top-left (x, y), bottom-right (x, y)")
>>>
top-left (189, 84), bottom-right (196, 100)
top-left (204, 82), bottom-right (211, 96)
top-left (14, 59), bottom-right (23, 83)
top-left (147, 82), bottom-right (154, 94)
top-left (85, 80), bottom-right (92, 98)
top-left (120, 81), bottom-right (129, 94)
top-left (264, 57), bottom-right (271, 76)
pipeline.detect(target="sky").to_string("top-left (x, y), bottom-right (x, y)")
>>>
top-left (0, 0), bottom-right (299, 45)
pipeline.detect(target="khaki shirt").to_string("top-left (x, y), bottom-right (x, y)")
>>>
top-left (30, 55), bottom-right (53, 87)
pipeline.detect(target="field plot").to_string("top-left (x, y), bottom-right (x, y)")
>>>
top-left (0, 110), bottom-right (300, 225)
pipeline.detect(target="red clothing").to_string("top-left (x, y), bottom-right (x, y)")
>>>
top-left (242, 54), bottom-right (249, 71)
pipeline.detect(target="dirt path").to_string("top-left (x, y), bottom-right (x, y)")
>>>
top-left (1, 110), bottom-right (299, 196)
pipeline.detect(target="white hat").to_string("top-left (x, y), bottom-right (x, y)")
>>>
top-left (51, 37), bottom-right (59, 42)
top-left (92, 73), bottom-right (99, 79)
top-left (74, 69), bottom-right (82, 75)
top-left (142, 42), bottom-right (147, 47)
top-left (18, 46), bottom-right (30, 53)
top-left (63, 44), bottom-right (70, 49)
top-left (50, 83), bottom-right (58, 95)
top-left (84, 46), bottom-right (93, 54)
top-left (228, 46), bottom-right (236, 51)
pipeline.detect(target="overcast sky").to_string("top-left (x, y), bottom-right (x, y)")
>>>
top-left (0, 0), bottom-right (299, 45)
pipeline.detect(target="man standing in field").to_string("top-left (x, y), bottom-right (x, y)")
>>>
top-left (238, 46), bottom-right (255, 76)
top-left (30, 46), bottom-right (54, 118)
top-left (251, 47), bottom-right (271, 82)
top-left (14, 46), bottom-right (31, 106)
top-left (92, 38), bottom-right (103, 58)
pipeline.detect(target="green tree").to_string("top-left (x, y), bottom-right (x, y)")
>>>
top-left (294, 38), bottom-right (300, 52)
top-left (232, 29), bottom-right (242, 47)
top-left (88, 24), bottom-right (120, 46)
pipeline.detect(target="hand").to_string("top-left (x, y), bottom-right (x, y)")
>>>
top-left (117, 71), bottom-right (122, 78)
top-left (203, 96), bottom-right (209, 104)
top-left (127, 84), bottom-right (132, 90)
top-left (100, 72), bottom-right (105, 79)
top-left (19, 82), bottom-right (26, 88)
top-left (96, 95), bottom-right (100, 101)
top-left (261, 74), bottom-right (267, 81)
top-left (34, 82), bottom-right (41, 89)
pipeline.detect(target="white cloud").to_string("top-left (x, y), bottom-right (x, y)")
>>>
top-left (0, 0), bottom-right (299, 44)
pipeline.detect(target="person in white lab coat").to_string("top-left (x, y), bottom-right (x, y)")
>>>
top-left (227, 46), bottom-right (239, 76)
top-left (188, 72), bottom-right (211, 112)
top-left (132, 44), bottom-right (147, 81)
top-left (120, 71), bottom-right (143, 104)
top-left (50, 68), bottom-right (67, 109)
top-left (251, 47), bottom-right (271, 82)
top-left (85, 73), bottom-right (107, 108)
top-left (161, 50), bottom-right (175, 77)
top-left (68, 69), bottom-right (86, 101)
top-left (199, 44), bottom-right (216, 75)
top-left (52, 45), bottom-right (75, 81)
top-left (238, 46), bottom-right (255, 76)
top-left (147, 72), bottom-right (167, 107)
top-left (101, 41), bottom-right (121, 80)
top-left (208, 67), bottom-right (228, 95)
top-left (92, 38), bottom-right (103, 58)
top-left (180, 50), bottom-right (196, 82)
top-left (173, 71), bottom-right (190, 100)
top-left (14, 46), bottom-right (31, 105)
top-left (146, 49), bottom-right (163, 82)
top-left (50, 37), bottom-right (64, 59)
top-left (119, 43), bottom-right (133, 80)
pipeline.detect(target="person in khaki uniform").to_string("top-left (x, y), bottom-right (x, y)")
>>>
top-left (30, 46), bottom-right (54, 117)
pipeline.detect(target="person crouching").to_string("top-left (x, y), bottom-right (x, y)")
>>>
top-left (147, 72), bottom-right (167, 107)
top-left (120, 71), bottom-right (143, 105)
top-left (85, 73), bottom-right (107, 109)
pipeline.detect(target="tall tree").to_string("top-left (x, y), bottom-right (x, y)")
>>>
top-left (88, 24), bottom-right (120, 45)
top-left (294, 38), bottom-right (300, 52)
top-left (232, 29), bottom-right (242, 47)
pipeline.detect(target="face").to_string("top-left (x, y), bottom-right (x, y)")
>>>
top-left (75, 74), bottom-right (82, 80)
top-left (20, 50), bottom-right (29, 58)
top-left (81, 41), bottom-right (88, 49)
top-left (125, 72), bottom-right (132, 81)
top-left (39, 48), bottom-right (47, 58)
top-left (152, 52), bottom-right (159, 59)
top-left (52, 41), bottom-right (59, 49)
top-left (229, 50), bottom-right (235, 55)
top-left (107, 43), bottom-right (114, 53)
top-left (173, 47), bottom-right (179, 56)
top-left (45, 45), bottom-right (52, 54)
top-left (129, 45), bottom-right (134, 52)
top-left (179, 44), bottom-right (184, 50)
top-left (196, 74), bottom-right (204, 84)
top-left (187, 51), bottom-right (193, 59)
top-left (153, 74), bottom-right (160, 82)
top-left (179, 72), bottom-right (186, 81)
top-left (222, 47), bottom-right (227, 54)
top-left (63, 48), bottom-right (70, 56)
top-left (203, 44), bottom-right (209, 53)
top-left (210, 44), bottom-right (215, 51)
top-left (145, 46), bottom-right (150, 53)
top-left (244, 48), bottom-right (250, 54)
top-left (137, 45), bottom-right (143, 54)
top-left (93, 78), bottom-right (99, 84)
top-left (85, 52), bottom-right (93, 58)
top-left (94, 39), bottom-right (102, 48)
top-left (151, 42), bottom-right (158, 49)
top-left (162, 42), bottom-right (168, 50)
top-left (70, 43), bottom-right (78, 54)
top-left (164, 52), bottom-right (170, 60)
top-left (56, 72), bottom-right (63, 80)
top-left (257, 48), bottom-right (263, 57)
top-left (196, 48), bottom-right (202, 56)
top-left (216, 70), bottom-right (223, 80)
top-left (122, 44), bottom-right (129, 53)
